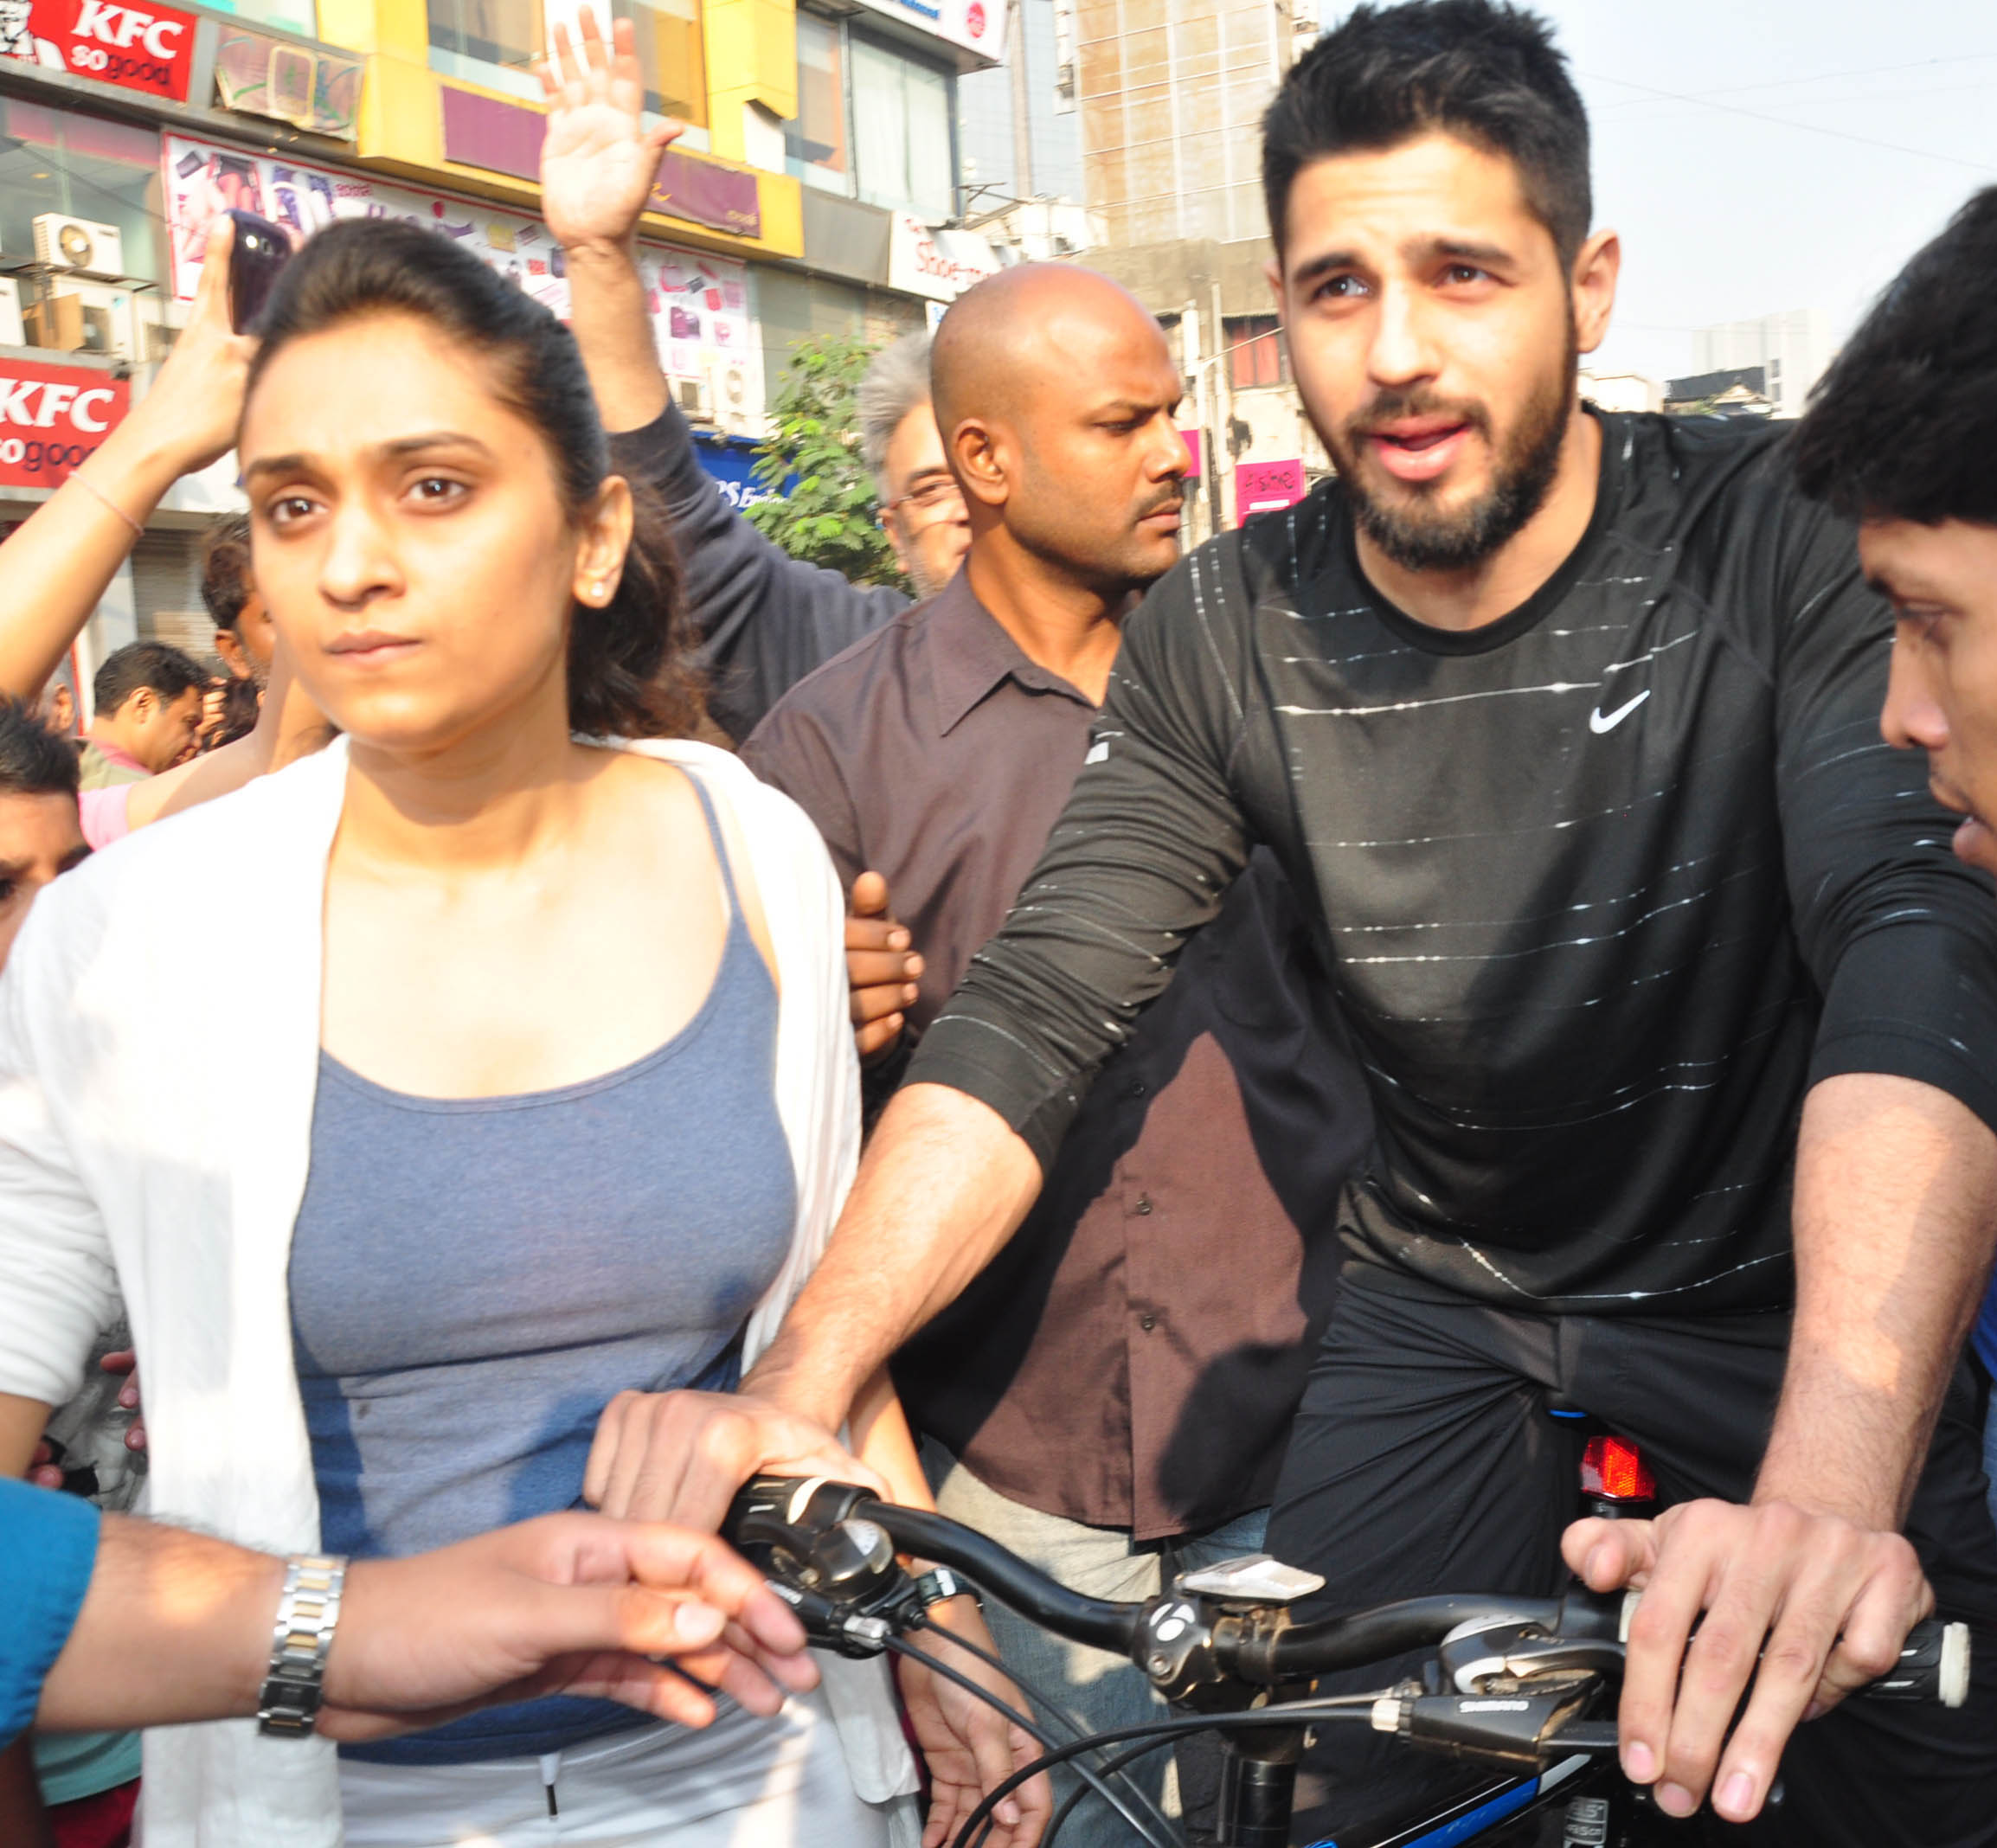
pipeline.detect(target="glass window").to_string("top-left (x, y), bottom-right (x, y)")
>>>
top-left (851, 35), bottom-right (953, 221)
top-left (0, 99), bottom-right (164, 288)
top-left (428, 0), bottom-right (539, 81)
top-left (785, 11), bottom-right (849, 194)
top-left (201, 0), bottom-right (318, 39)
top-left (610, 0), bottom-right (705, 125)
top-left (1227, 315), bottom-right (1288, 391)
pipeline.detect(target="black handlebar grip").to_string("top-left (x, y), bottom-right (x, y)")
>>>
top-left (1863, 1619), bottom-right (1970, 1708)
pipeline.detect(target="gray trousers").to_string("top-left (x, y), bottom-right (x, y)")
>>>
top-left (923, 1440), bottom-right (1268, 1848)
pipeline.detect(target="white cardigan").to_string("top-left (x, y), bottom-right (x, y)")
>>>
top-left (0, 736), bottom-right (918, 1847)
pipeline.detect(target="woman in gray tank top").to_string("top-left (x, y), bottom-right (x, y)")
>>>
top-left (3, 204), bottom-right (1037, 1844)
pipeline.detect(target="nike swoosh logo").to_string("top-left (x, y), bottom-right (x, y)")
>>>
top-left (1589, 690), bottom-right (1651, 735)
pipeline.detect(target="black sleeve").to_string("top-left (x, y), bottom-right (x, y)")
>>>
top-left (1769, 483), bottom-right (1997, 1132)
top-left (608, 402), bottom-right (907, 741)
top-left (907, 545), bottom-right (1256, 1170)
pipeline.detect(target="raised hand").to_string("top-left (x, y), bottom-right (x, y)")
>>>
top-left (536, 8), bottom-right (683, 253)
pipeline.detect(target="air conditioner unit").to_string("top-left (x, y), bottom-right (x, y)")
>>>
top-left (0, 279), bottom-right (22, 349)
top-left (32, 215), bottom-right (125, 279)
top-left (675, 375), bottom-right (715, 425)
top-left (25, 284), bottom-right (136, 360)
top-left (712, 360), bottom-right (752, 435)
top-left (134, 293), bottom-right (187, 365)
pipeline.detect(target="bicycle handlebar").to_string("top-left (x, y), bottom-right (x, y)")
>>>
top-left (722, 1475), bottom-right (1968, 1710)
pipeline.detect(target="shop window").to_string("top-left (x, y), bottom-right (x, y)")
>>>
top-left (0, 99), bottom-right (164, 292)
top-left (428, 0), bottom-right (704, 122)
top-left (786, 10), bottom-right (850, 194)
top-left (851, 35), bottom-right (953, 221)
top-left (201, 0), bottom-right (318, 41)
top-left (610, 0), bottom-right (705, 124)
top-left (1227, 315), bottom-right (1289, 391)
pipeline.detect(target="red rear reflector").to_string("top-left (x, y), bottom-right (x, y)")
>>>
top-left (1581, 1435), bottom-right (1656, 1502)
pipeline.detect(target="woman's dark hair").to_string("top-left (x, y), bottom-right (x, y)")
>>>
top-left (1790, 186), bottom-right (1997, 529)
top-left (243, 218), bottom-right (700, 739)
top-left (1262, 0), bottom-right (1590, 267)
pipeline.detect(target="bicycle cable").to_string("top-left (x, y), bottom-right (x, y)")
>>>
top-left (881, 1635), bottom-right (1178, 1848)
top-left (1042, 1734), bottom-right (1183, 1848)
top-left (903, 1613), bottom-right (1178, 1845)
top-left (949, 1700), bottom-right (1384, 1848)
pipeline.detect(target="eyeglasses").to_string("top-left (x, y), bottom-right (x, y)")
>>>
top-left (884, 475), bottom-right (966, 521)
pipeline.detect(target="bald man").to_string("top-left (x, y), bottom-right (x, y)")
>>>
top-left (736, 265), bottom-right (1370, 1847)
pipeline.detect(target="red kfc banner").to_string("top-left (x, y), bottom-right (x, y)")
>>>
top-left (0, 360), bottom-right (132, 491)
top-left (3, 0), bottom-right (197, 101)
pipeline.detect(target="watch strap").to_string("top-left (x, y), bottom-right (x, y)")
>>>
top-left (257, 1553), bottom-right (347, 1737)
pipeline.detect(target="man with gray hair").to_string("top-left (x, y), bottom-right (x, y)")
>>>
top-left (857, 331), bottom-right (973, 603)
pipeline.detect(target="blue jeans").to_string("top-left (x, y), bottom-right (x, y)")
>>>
top-left (923, 1441), bottom-right (1268, 1848)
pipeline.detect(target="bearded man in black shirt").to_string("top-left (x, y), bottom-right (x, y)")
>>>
top-left (643, 5), bottom-right (1997, 1841)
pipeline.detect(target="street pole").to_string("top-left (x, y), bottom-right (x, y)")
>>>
top-left (1010, 0), bottom-right (1035, 201)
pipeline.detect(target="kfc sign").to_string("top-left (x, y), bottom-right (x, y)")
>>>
top-left (2, 0), bottom-right (196, 99)
top-left (0, 361), bottom-right (131, 491)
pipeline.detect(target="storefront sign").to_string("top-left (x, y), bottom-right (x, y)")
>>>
top-left (850, 0), bottom-right (1004, 61)
top-left (1235, 457), bottom-right (1307, 524)
top-left (692, 433), bottom-right (779, 511)
top-left (439, 87), bottom-right (761, 241)
top-left (162, 133), bottom-right (765, 433)
top-left (2, 0), bottom-right (196, 99)
top-left (887, 214), bottom-right (1002, 303)
top-left (214, 26), bottom-right (361, 138)
top-left (0, 358), bottom-right (130, 490)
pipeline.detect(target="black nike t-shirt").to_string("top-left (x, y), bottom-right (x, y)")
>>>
top-left (910, 411), bottom-right (1997, 1313)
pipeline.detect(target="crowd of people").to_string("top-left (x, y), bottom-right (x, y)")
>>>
top-left (3, 1), bottom-right (1997, 1845)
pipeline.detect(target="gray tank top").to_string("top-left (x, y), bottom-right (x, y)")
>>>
top-left (290, 775), bottom-right (795, 1764)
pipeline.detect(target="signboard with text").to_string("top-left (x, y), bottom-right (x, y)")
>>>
top-left (0, 359), bottom-right (130, 491)
top-left (163, 134), bottom-right (765, 433)
top-left (888, 214), bottom-right (1003, 303)
top-left (2, 0), bottom-right (196, 99)
top-left (1235, 458), bottom-right (1306, 525)
top-left (851, 0), bottom-right (1004, 61)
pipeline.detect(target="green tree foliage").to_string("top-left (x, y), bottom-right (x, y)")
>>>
top-left (745, 334), bottom-right (909, 591)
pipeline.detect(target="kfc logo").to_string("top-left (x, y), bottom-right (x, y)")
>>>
top-left (3, 0), bottom-right (194, 97)
top-left (0, 363), bottom-right (131, 490)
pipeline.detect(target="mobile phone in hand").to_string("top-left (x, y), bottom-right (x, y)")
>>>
top-left (225, 209), bottom-right (292, 334)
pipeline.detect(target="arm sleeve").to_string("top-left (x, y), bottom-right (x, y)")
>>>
top-left (907, 549), bottom-right (1256, 1169)
top-left (740, 704), bottom-right (866, 895)
top-left (608, 404), bottom-right (908, 740)
top-left (1771, 489), bottom-right (1997, 1132)
top-left (0, 1480), bottom-right (100, 1749)
top-left (0, 902), bottom-right (119, 1411)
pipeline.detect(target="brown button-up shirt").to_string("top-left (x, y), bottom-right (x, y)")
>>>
top-left (743, 570), bottom-right (1369, 1539)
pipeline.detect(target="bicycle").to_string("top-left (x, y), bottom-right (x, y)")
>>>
top-left (720, 1466), bottom-right (1969, 1848)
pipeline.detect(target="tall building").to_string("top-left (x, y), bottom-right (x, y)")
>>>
top-left (1069, 0), bottom-right (1320, 539)
top-left (957, 0), bottom-right (1082, 204)
top-left (1, 0), bottom-right (1009, 698)
top-left (1691, 310), bottom-right (1832, 420)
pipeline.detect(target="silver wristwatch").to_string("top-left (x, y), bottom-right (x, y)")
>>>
top-left (257, 1553), bottom-right (348, 1737)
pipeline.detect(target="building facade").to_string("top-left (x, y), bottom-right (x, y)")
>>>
top-left (1069, 0), bottom-right (1320, 541)
top-left (1, 0), bottom-right (998, 699)
top-left (1690, 309), bottom-right (1831, 420)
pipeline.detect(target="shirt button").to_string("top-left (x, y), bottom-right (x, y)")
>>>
top-left (1127, 1080), bottom-right (1148, 1099)
top-left (1139, 1313), bottom-right (1158, 1331)
top-left (1133, 1196), bottom-right (1154, 1216)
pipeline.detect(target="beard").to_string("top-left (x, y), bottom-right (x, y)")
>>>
top-left (1328, 330), bottom-right (1577, 574)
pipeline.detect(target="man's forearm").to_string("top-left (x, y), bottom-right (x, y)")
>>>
top-left (564, 238), bottom-right (668, 434)
top-left (36, 1516), bottom-right (281, 1732)
top-left (1757, 1071), bottom-right (1997, 1527)
top-left (745, 1084), bottom-right (1043, 1429)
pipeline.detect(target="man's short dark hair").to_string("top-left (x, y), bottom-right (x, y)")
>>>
top-left (1262, 0), bottom-right (1591, 266)
top-left (1789, 187), bottom-right (1997, 528)
top-left (93, 641), bottom-right (207, 717)
top-left (0, 698), bottom-right (80, 799)
top-left (200, 513), bottom-right (254, 632)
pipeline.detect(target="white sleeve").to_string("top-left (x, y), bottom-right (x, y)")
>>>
top-left (0, 902), bottom-right (116, 1411)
